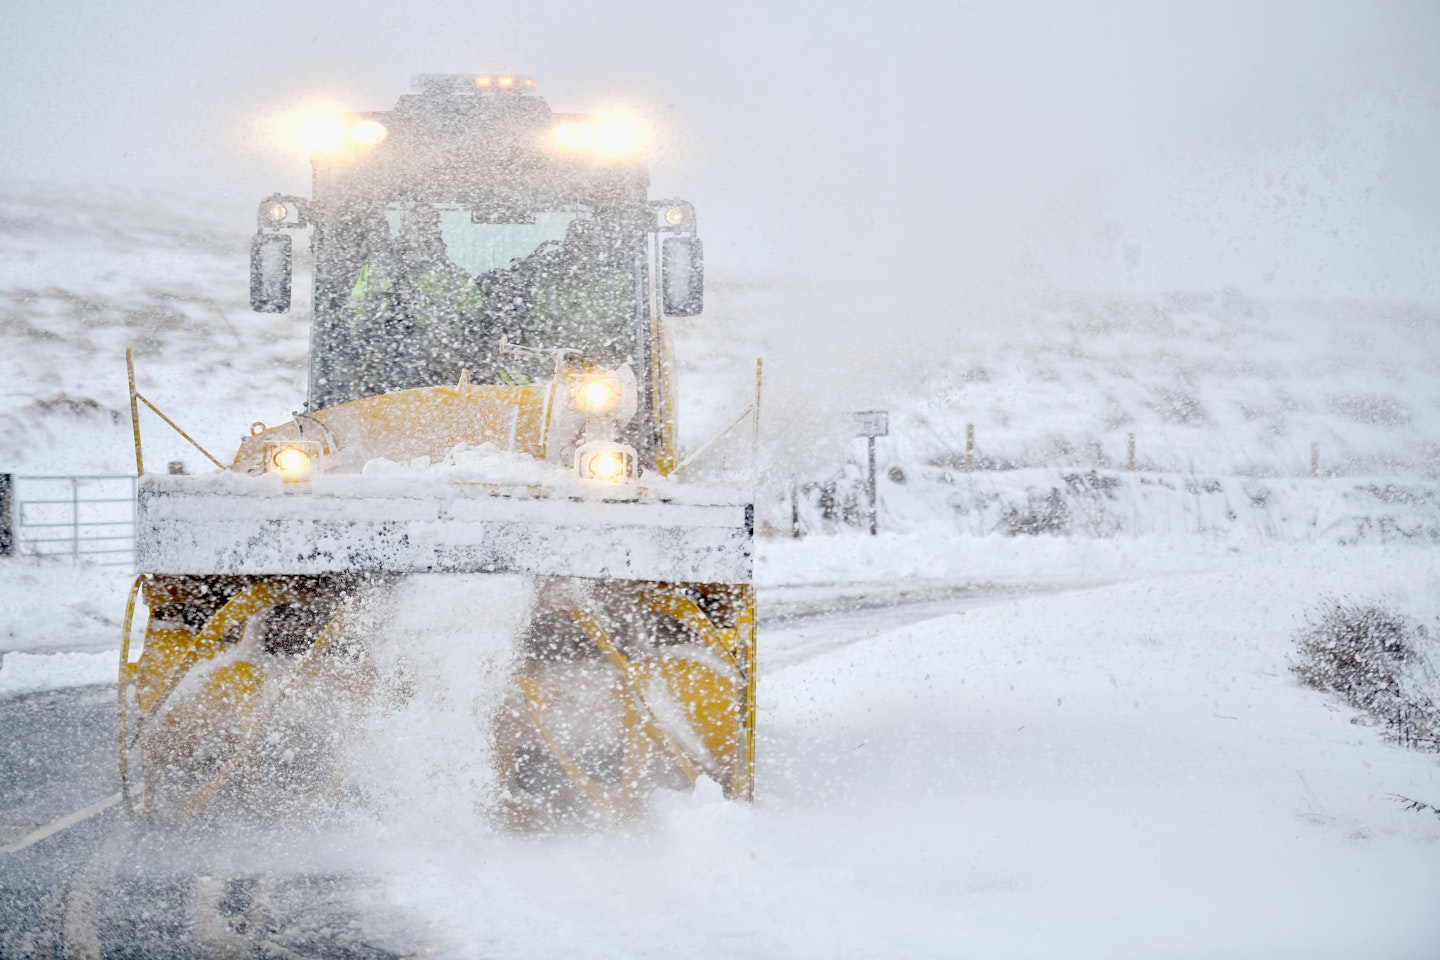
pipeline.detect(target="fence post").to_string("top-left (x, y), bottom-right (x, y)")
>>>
top-left (790, 479), bottom-right (802, 539)
top-left (71, 477), bottom-right (80, 559)
top-left (1127, 433), bottom-right (1136, 471)
top-left (0, 474), bottom-right (12, 557)
top-left (965, 423), bottom-right (974, 473)
top-left (1310, 442), bottom-right (1319, 478)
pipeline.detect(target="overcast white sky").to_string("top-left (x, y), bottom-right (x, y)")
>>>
top-left (2, 0), bottom-right (1438, 305)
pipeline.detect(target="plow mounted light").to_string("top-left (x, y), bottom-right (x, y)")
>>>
top-left (265, 440), bottom-right (322, 482)
top-left (576, 441), bottom-right (637, 483)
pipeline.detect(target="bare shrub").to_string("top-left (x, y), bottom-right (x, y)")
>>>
top-left (1291, 599), bottom-right (1440, 750)
top-left (1001, 488), bottom-right (1070, 536)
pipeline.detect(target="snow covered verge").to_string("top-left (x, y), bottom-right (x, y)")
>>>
top-left (0, 557), bottom-right (130, 695)
top-left (764, 467), bottom-right (1440, 546)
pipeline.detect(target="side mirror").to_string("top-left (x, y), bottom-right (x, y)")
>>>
top-left (250, 233), bottom-right (293, 313)
top-left (661, 237), bottom-right (703, 317)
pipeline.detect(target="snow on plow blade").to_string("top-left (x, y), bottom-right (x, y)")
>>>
top-left (135, 475), bottom-right (753, 583)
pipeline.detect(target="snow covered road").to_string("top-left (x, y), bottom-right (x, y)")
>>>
top-left (753, 560), bottom-right (1440, 959)
top-left (1, 540), bottom-right (1438, 958)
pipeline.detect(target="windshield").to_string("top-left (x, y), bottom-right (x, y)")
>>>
top-left (310, 201), bottom-right (642, 406)
top-left (384, 204), bottom-right (589, 275)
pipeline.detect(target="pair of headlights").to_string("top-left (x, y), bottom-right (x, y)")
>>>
top-left (565, 371), bottom-right (638, 483)
top-left (266, 437), bottom-right (637, 485)
top-left (263, 370), bottom-right (638, 485)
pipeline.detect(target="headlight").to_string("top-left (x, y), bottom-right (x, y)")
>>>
top-left (576, 441), bottom-right (637, 483)
top-left (562, 366), bottom-right (637, 423)
top-left (588, 451), bottom-right (624, 480)
top-left (570, 374), bottom-right (621, 416)
top-left (265, 440), bottom-right (322, 482)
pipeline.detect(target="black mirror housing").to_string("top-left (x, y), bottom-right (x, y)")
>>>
top-left (250, 233), bottom-right (292, 313)
top-left (661, 237), bottom-right (703, 317)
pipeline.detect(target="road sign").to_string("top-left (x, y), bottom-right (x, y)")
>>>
top-left (850, 411), bottom-right (888, 535)
top-left (853, 410), bottom-right (889, 438)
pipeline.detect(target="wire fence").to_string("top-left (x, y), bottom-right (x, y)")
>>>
top-left (0, 474), bottom-right (137, 567)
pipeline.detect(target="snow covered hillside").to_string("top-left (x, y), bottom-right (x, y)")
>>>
top-left (0, 187), bottom-right (307, 475)
top-left (5, 187), bottom-right (1438, 491)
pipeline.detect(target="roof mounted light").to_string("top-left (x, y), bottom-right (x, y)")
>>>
top-left (295, 112), bottom-right (387, 157)
top-left (465, 74), bottom-right (539, 93)
top-left (347, 119), bottom-right (388, 145)
top-left (296, 114), bottom-right (348, 153)
top-left (548, 118), bottom-right (640, 158)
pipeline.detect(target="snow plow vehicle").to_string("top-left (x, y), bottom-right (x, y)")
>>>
top-left (119, 75), bottom-right (756, 827)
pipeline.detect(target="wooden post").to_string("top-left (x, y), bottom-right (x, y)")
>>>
top-left (965, 423), bottom-right (974, 473)
top-left (1127, 433), bottom-right (1136, 471)
top-left (1310, 442), bottom-right (1319, 478)
top-left (127, 347), bottom-right (143, 477)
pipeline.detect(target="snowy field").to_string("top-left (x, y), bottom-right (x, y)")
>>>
top-left (2, 187), bottom-right (1439, 956)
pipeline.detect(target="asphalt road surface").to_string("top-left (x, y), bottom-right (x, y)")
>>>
top-left (0, 685), bottom-right (415, 959)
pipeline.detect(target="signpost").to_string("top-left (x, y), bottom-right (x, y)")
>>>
top-left (852, 410), bottom-right (888, 535)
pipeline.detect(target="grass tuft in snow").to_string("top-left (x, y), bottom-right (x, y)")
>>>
top-left (1387, 793), bottom-right (1440, 818)
top-left (1291, 599), bottom-right (1440, 750)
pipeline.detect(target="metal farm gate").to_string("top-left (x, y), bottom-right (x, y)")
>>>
top-left (0, 474), bottom-right (136, 567)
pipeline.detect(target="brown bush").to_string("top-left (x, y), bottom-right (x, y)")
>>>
top-left (1291, 599), bottom-right (1439, 750)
